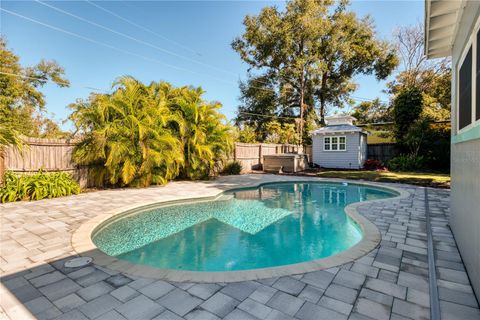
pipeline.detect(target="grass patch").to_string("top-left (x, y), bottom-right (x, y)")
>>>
top-left (317, 170), bottom-right (450, 188)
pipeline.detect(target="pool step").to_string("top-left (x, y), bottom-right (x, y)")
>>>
top-left (217, 194), bottom-right (234, 202)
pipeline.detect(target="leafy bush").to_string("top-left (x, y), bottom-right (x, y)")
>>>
top-left (363, 159), bottom-right (384, 171)
top-left (222, 161), bottom-right (243, 175)
top-left (387, 154), bottom-right (426, 172)
top-left (0, 170), bottom-right (80, 203)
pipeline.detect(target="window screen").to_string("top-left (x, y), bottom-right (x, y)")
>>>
top-left (324, 137), bottom-right (330, 150)
top-left (477, 29), bottom-right (480, 120)
top-left (339, 137), bottom-right (346, 150)
top-left (459, 47), bottom-right (472, 130)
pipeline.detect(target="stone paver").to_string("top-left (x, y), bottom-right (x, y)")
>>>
top-left (0, 175), bottom-right (479, 319)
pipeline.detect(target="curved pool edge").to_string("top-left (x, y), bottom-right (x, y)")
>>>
top-left (71, 177), bottom-right (410, 283)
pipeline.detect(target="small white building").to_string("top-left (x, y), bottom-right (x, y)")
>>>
top-left (311, 115), bottom-right (367, 169)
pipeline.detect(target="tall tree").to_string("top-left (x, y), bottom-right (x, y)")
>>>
top-left (351, 98), bottom-right (393, 124)
top-left (388, 23), bottom-right (451, 120)
top-left (235, 74), bottom-right (279, 141)
top-left (392, 87), bottom-right (423, 148)
top-left (232, 0), bottom-right (398, 142)
top-left (0, 37), bottom-right (70, 139)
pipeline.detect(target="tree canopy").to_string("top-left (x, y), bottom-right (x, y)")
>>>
top-left (0, 37), bottom-right (70, 142)
top-left (232, 0), bottom-right (398, 141)
top-left (351, 99), bottom-right (393, 124)
top-left (387, 24), bottom-right (451, 121)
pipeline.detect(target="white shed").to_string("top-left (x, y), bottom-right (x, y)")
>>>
top-left (311, 115), bottom-right (367, 169)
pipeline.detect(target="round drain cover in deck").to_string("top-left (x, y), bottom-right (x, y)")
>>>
top-left (64, 257), bottom-right (93, 268)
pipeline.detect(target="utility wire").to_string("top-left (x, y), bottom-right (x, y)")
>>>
top-left (84, 0), bottom-right (278, 89)
top-left (37, 0), bottom-right (232, 77)
top-left (85, 0), bottom-right (202, 57)
top-left (33, 2), bottom-right (386, 104)
top-left (237, 112), bottom-right (298, 120)
top-left (0, 8), bottom-right (238, 87)
top-left (1, 7), bottom-right (289, 95)
top-left (0, 71), bottom-right (109, 93)
top-left (2, 7), bottom-right (386, 104)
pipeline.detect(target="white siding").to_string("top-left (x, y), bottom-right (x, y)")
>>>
top-left (359, 133), bottom-right (367, 167)
top-left (312, 132), bottom-right (361, 169)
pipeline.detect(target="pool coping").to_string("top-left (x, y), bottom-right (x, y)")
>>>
top-left (71, 177), bottom-right (410, 283)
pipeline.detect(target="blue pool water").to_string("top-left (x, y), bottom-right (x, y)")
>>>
top-left (93, 182), bottom-right (397, 271)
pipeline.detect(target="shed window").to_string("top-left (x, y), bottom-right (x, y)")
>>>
top-left (324, 136), bottom-right (346, 151)
top-left (459, 47), bottom-right (472, 130)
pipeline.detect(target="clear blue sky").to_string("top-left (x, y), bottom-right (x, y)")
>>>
top-left (1, 0), bottom-right (424, 130)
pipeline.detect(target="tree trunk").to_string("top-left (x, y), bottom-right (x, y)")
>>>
top-left (299, 71), bottom-right (305, 144)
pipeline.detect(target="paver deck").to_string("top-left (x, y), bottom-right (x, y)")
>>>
top-left (1, 174), bottom-right (479, 320)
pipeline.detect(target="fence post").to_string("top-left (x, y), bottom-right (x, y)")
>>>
top-left (233, 142), bottom-right (237, 161)
top-left (259, 144), bottom-right (263, 165)
top-left (0, 150), bottom-right (4, 184)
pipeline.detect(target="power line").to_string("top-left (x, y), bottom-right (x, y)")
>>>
top-left (84, 0), bottom-right (277, 89)
top-left (0, 71), bottom-right (109, 93)
top-left (237, 112), bottom-right (298, 120)
top-left (2, 7), bottom-right (386, 104)
top-left (36, 0), bottom-right (234, 77)
top-left (86, 0), bottom-right (202, 57)
top-left (0, 8), bottom-right (237, 86)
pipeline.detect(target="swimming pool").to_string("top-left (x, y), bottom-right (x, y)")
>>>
top-left (92, 182), bottom-right (397, 272)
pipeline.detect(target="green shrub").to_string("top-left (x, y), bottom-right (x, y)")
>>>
top-left (0, 170), bottom-right (80, 203)
top-left (222, 161), bottom-right (243, 175)
top-left (387, 154), bottom-right (426, 172)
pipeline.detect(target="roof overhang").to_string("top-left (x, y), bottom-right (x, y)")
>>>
top-left (424, 0), bottom-right (465, 58)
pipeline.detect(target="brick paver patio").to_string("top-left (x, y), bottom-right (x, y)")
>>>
top-left (1, 174), bottom-right (479, 320)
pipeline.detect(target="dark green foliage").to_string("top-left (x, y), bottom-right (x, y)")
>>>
top-left (0, 170), bottom-right (80, 203)
top-left (392, 87), bottom-right (423, 146)
top-left (222, 161), bottom-right (243, 175)
top-left (1, 37), bottom-right (70, 140)
top-left (387, 154), bottom-right (426, 171)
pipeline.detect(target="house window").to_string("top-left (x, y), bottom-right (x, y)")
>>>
top-left (459, 47), bottom-right (472, 130)
top-left (324, 136), bottom-right (346, 151)
top-left (456, 16), bottom-right (480, 133)
top-left (477, 28), bottom-right (480, 120)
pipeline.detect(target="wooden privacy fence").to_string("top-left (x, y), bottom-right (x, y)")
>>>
top-left (0, 138), bottom-right (398, 186)
top-left (232, 143), bottom-right (312, 172)
top-left (0, 137), bottom-right (88, 187)
top-left (367, 143), bottom-right (399, 163)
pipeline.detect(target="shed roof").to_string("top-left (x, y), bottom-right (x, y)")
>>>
top-left (311, 124), bottom-right (366, 135)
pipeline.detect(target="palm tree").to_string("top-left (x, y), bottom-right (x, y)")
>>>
top-left (70, 76), bottom-right (183, 187)
top-left (70, 76), bottom-right (233, 186)
top-left (0, 124), bottom-right (22, 152)
top-left (171, 86), bottom-right (233, 179)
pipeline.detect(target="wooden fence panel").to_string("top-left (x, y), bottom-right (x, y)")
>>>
top-left (3, 137), bottom-right (78, 172)
top-left (1, 137), bottom-right (88, 188)
top-left (367, 143), bottom-right (399, 163)
top-left (1, 139), bottom-right (314, 185)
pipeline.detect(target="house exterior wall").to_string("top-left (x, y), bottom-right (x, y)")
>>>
top-left (450, 3), bottom-right (480, 299)
top-left (312, 132), bottom-right (362, 169)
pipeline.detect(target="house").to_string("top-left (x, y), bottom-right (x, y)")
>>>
top-left (425, 0), bottom-right (480, 299)
top-left (311, 115), bottom-right (367, 169)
